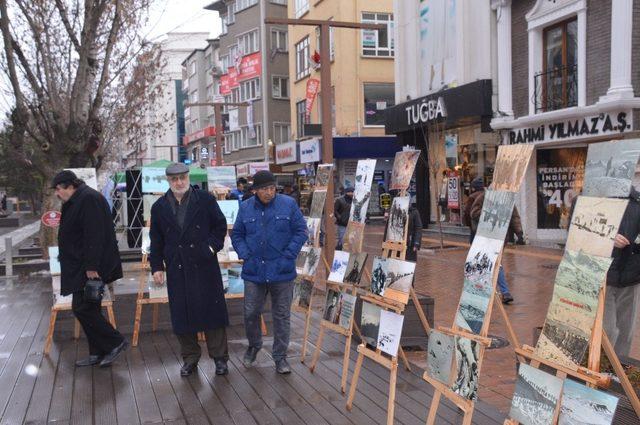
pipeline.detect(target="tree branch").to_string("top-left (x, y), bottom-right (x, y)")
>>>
top-left (54, 0), bottom-right (81, 52)
top-left (91, 0), bottom-right (121, 117)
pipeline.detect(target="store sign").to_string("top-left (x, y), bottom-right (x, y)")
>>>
top-left (41, 210), bottom-right (61, 228)
top-left (447, 173), bottom-right (460, 209)
top-left (405, 96), bottom-right (447, 126)
top-left (305, 78), bottom-right (320, 121)
top-left (249, 162), bottom-right (270, 175)
top-left (508, 111), bottom-right (632, 145)
top-left (299, 138), bottom-right (320, 163)
top-left (183, 126), bottom-right (215, 145)
top-left (219, 52), bottom-right (262, 95)
top-left (275, 141), bottom-right (297, 165)
top-left (201, 146), bottom-right (209, 159)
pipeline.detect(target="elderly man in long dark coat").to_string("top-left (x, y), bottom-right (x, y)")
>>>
top-left (150, 163), bottom-right (230, 377)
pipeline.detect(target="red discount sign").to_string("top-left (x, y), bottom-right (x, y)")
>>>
top-left (41, 210), bottom-right (61, 227)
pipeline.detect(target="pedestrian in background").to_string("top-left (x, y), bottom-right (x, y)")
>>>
top-left (229, 177), bottom-right (248, 201)
top-left (334, 186), bottom-right (354, 249)
top-left (53, 170), bottom-right (127, 368)
top-left (231, 170), bottom-right (307, 374)
top-left (150, 163), bottom-right (230, 377)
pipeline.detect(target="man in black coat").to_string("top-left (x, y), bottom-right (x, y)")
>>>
top-left (53, 170), bottom-right (127, 368)
top-left (150, 163), bottom-right (230, 377)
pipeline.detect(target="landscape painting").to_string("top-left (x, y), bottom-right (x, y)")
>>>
top-left (350, 159), bottom-right (376, 223)
top-left (370, 256), bottom-right (416, 304)
top-left (583, 139), bottom-right (640, 198)
top-left (323, 289), bottom-right (341, 323)
top-left (455, 236), bottom-right (503, 334)
top-left (309, 190), bottom-right (327, 218)
top-left (328, 250), bottom-right (350, 283)
top-left (475, 190), bottom-right (516, 241)
top-left (292, 277), bottom-right (314, 309)
top-left (207, 166), bottom-right (236, 191)
top-left (491, 144), bottom-right (534, 192)
top-left (344, 221), bottom-right (365, 253)
top-left (565, 196), bottom-right (627, 258)
top-left (360, 301), bottom-right (382, 347)
top-left (386, 196), bottom-right (410, 243)
top-left (390, 150), bottom-right (420, 191)
top-left (559, 378), bottom-right (618, 425)
top-left (227, 265), bottom-right (244, 294)
top-left (509, 363), bottom-right (563, 425)
top-left (426, 330), bottom-right (454, 385)
top-left (141, 167), bottom-right (169, 193)
top-left (338, 293), bottom-right (357, 330)
top-left (377, 310), bottom-right (405, 356)
top-left (218, 200), bottom-right (240, 225)
top-left (315, 164), bottom-right (334, 188)
top-left (344, 252), bottom-right (368, 285)
top-left (535, 249), bottom-right (612, 368)
top-left (306, 217), bottom-right (321, 246)
top-left (451, 336), bottom-right (481, 401)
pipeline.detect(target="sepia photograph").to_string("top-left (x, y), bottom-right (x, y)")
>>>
top-left (309, 190), bottom-right (327, 218)
top-left (386, 196), bottom-right (410, 242)
top-left (426, 330), bottom-right (454, 385)
top-left (451, 336), bottom-right (481, 401)
top-left (328, 250), bottom-right (350, 283)
top-left (344, 252), bottom-right (368, 285)
top-left (377, 310), bottom-right (405, 356)
top-left (509, 363), bottom-right (563, 425)
top-left (583, 139), bottom-right (640, 198)
top-left (535, 249), bottom-right (612, 368)
top-left (565, 196), bottom-right (628, 258)
top-left (559, 378), bottom-right (619, 425)
top-left (344, 221), bottom-right (366, 252)
top-left (491, 144), bottom-right (534, 192)
top-left (360, 301), bottom-right (382, 347)
top-left (475, 190), bottom-right (516, 241)
top-left (338, 293), bottom-right (357, 330)
top-left (315, 164), bottom-right (334, 188)
top-left (390, 150), bottom-right (420, 191)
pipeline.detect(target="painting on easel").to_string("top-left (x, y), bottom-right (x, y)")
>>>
top-left (426, 330), bottom-right (454, 385)
top-left (328, 250), bottom-right (350, 282)
top-left (292, 277), bottom-right (314, 309)
top-left (377, 310), bottom-right (405, 356)
top-left (491, 144), bottom-right (534, 192)
top-left (350, 159), bottom-right (376, 223)
top-left (535, 249), bottom-right (612, 368)
top-left (370, 256), bottom-right (416, 304)
top-left (344, 221), bottom-right (365, 252)
top-left (306, 218), bottom-right (321, 246)
top-left (207, 166), bottom-right (237, 191)
top-left (338, 293), bottom-right (357, 330)
top-left (344, 252), bottom-right (368, 285)
top-left (148, 274), bottom-right (168, 299)
top-left (309, 190), bottom-right (327, 218)
top-left (315, 164), bottom-right (333, 189)
top-left (559, 379), bottom-right (619, 425)
top-left (582, 139), bottom-right (640, 198)
top-left (451, 336), bottom-right (481, 401)
top-left (390, 150), bottom-right (420, 191)
top-left (360, 301), bottom-right (382, 347)
top-left (509, 363), bottom-right (563, 425)
top-left (323, 290), bottom-right (356, 329)
top-left (386, 196), bottom-right (410, 242)
top-left (565, 196), bottom-right (627, 258)
top-left (475, 190), bottom-right (516, 241)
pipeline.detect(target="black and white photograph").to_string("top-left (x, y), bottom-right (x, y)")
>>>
top-left (475, 190), bottom-right (516, 241)
top-left (338, 293), bottom-right (357, 330)
top-left (426, 330), bottom-right (454, 385)
top-left (350, 159), bottom-right (376, 223)
top-left (377, 310), bottom-right (405, 356)
top-left (315, 164), bottom-right (333, 188)
top-left (583, 139), bottom-right (640, 198)
top-left (451, 336), bottom-right (481, 401)
top-left (309, 190), bottom-right (327, 218)
top-left (306, 217), bottom-right (321, 246)
top-left (370, 256), bottom-right (416, 303)
top-left (323, 289), bottom-right (341, 323)
top-left (386, 196), bottom-right (410, 243)
top-left (509, 363), bottom-right (563, 425)
top-left (390, 150), bottom-right (420, 191)
top-left (328, 250), bottom-right (350, 282)
top-left (302, 247), bottom-right (321, 276)
top-left (292, 277), bottom-right (314, 309)
top-left (559, 378), bottom-right (618, 425)
top-left (360, 301), bottom-right (382, 347)
top-left (344, 252), bottom-right (368, 285)
top-left (296, 247), bottom-right (309, 273)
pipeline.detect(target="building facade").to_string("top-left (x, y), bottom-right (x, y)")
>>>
top-left (387, 0), bottom-right (497, 225)
top-left (288, 0), bottom-right (399, 203)
top-left (206, 0), bottom-right (291, 167)
top-left (490, 0), bottom-right (640, 244)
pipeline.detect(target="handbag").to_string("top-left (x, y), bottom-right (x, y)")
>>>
top-left (84, 279), bottom-right (105, 303)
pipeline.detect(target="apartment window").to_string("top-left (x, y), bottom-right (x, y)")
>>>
top-left (229, 45), bottom-right (239, 62)
top-left (236, 0), bottom-right (258, 12)
top-left (271, 29), bottom-right (288, 52)
top-left (227, 1), bottom-right (235, 24)
top-left (295, 0), bottom-right (309, 18)
top-left (220, 55), bottom-right (230, 71)
top-left (295, 37), bottom-right (310, 80)
top-left (271, 0), bottom-right (287, 5)
top-left (272, 76), bottom-right (289, 99)
top-left (363, 83), bottom-right (395, 126)
top-left (296, 100), bottom-right (308, 137)
top-left (535, 18), bottom-right (578, 113)
top-left (273, 123), bottom-right (291, 144)
top-left (242, 124), bottom-right (262, 148)
top-left (189, 90), bottom-right (199, 104)
top-left (224, 134), bottom-right (231, 154)
top-left (223, 94), bottom-right (232, 113)
top-left (238, 30), bottom-right (259, 55)
top-left (315, 24), bottom-right (335, 61)
top-left (240, 78), bottom-right (260, 101)
top-left (221, 15), bottom-right (228, 34)
top-left (190, 61), bottom-right (197, 76)
top-left (361, 12), bottom-right (394, 57)
top-left (231, 87), bottom-right (240, 103)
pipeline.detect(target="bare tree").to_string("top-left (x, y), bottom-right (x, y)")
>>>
top-left (0, 0), bottom-right (164, 247)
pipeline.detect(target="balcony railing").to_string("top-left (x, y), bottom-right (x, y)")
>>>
top-left (534, 65), bottom-right (577, 113)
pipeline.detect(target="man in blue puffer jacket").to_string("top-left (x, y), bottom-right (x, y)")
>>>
top-left (231, 170), bottom-right (308, 374)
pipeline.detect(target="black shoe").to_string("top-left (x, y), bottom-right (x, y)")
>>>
top-left (75, 355), bottom-right (103, 367)
top-left (243, 347), bottom-right (260, 368)
top-left (502, 293), bottom-right (514, 304)
top-left (180, 362), bottom-right (198, 376)
top-left (275, 359), bottom-right (291, 374)
top-left (215, 359), bottom-right (229, 376)
top-left (99, 340), bottom-right (128, 368)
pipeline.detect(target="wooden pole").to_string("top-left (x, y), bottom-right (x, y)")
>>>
top-left (214, 103), bottom-right (224, 166)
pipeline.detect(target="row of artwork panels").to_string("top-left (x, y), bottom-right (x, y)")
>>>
top-left (328, 250), bottom-right (368, 285)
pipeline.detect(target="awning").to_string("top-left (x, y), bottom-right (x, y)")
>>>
top-left (333, 136), bottom-right (401, 159)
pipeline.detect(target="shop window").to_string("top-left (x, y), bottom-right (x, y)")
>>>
top-left (272, 76), bottom-right (289, 99)
top-left (361, 12), bottom-right (394, 57)
top-left (535, 18), bottom-right (577, 113)
top-left (296, 100), bottom-right (308, 137)
top-left (363, 83), bottom-right (394, 126)
top-left (295, 36), bottom-right (310, 80)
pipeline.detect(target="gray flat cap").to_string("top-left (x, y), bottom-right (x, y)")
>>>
top-left (165, 162), bottom-right (189, 176)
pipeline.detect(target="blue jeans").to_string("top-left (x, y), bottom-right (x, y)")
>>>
top-left (336, 225), bottom-right (347, 249)
top-left (244, 280), bottom-right (293, 361)
top-left (497, 265), bottom-right (510, 295)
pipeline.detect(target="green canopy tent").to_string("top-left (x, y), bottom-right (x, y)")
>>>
top-left (139, 160), bottom-right (207, 185)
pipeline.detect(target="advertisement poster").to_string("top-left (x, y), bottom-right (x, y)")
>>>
top-left (536, 147), bottom-right (587, 229)
top-left (447, 171), bottom-right (460, 209)
top-left (305, 78), bottom-right (320, 121)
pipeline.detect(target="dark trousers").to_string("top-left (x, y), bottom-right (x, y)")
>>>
top-left (244, 280), bottom-right (293, 361)
top-left (176, 327), bottom-right (229, 364)
top-left (72, 291), bottom-right (124, 356)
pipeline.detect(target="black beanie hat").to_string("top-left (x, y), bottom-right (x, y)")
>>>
top-left (252, 170), bottom-right (276, 189)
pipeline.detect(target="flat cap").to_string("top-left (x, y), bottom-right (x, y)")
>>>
top-left (165, 162), bottom-right (189, 176)
top-left (50, 170), bottom-right (78, 188)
